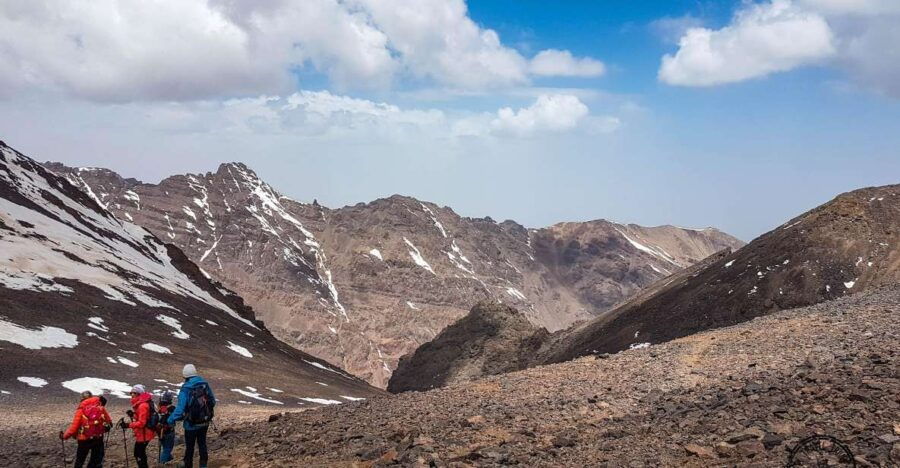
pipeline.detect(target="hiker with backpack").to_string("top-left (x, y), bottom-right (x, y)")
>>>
top-left (60, 390), bottom-right (112, 468)
top-left (157, 390), bottom-right (177, 464)
top-left (167, 364), bottom-right (216, 468)
top-left (117, 384), bottom-right (157, 468)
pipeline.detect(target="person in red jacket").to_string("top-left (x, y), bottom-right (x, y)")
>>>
top-left (60, 391), bottom-right (112, 468)
top-left (118, 384), bottom-right (155, 468)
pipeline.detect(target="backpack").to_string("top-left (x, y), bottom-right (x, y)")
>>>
top-left (145, 400), bottom-right (160, 430)
top-left (186, 383), bottom-right (214, 425)
top-left (80, 404), bottom-right (107, 439)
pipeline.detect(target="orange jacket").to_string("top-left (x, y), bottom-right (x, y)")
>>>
top-left (128, 393), bottom-right (156, 442)
top-left (63, 397), bottom-right (111, 441)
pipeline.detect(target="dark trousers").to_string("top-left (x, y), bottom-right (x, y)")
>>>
top-left (159, 429), bottom-right (175, 462)
top-left (183, 426), bottom-right (209, 468)
top-left (74, 438), bottom-right (104, 468)
top-left (133, 441), bottom-right (149, 468)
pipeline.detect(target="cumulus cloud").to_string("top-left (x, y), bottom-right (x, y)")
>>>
top-left (529, 50), bottom-right (606, 77)
top-left (490, 94), bottom-right (590, 136)
top-left (658, 0), bottom-right (900, 96)
top-left (658, 0), bottom-right (835, 86)
top-left (0, 0), bottom-right (606, 101)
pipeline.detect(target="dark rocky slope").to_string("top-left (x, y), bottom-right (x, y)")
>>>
top-left (387, 302), bottom-right (549, 393)
top-left (217, 287), bottom-right (899, 467)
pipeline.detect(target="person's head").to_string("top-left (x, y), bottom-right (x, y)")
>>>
top-left (80, 391), bottom-right (92, 401)
top-left (160, 390), bottom-right (175, 405)
top-left (182, 363), bottom-right (198, 380)
top-left (98, 395), bottom-right (108, 407)
top-left (130, 384), bottom-right (146, 397)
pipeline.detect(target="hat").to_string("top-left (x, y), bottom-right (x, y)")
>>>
top-left (159, 390), bottom-right (175, 404)
top-left (182, 363), bottom-right (198, 378)
top-left (131, 384), bottom-right (146, 394)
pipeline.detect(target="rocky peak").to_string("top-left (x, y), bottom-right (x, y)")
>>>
top-left (387, 301), bottom-right (549, 393)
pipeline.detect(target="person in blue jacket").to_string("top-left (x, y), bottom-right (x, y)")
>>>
top-left (167, 364), bottom-right (216, 468)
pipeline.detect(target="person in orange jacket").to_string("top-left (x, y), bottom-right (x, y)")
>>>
top-left (117, 384), bottom-right (155, 468)
top-left (60, 390), bottom-right (112, 468)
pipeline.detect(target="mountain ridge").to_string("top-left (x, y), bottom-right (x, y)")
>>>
top-left (389, 181), bottom-right (900, 392)
top-left (45, 159), bottom-right (743, 387)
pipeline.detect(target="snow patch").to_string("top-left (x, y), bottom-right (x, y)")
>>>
top-left (17, 377), bottom-right (48, 387)
top-left (62, 377), bottom-right (132, 399)
top-left (116, 356), bottom-right (139, 368)
top-left (156, 315), bottom-right (189, 340)
top-left (629, 342), bottom-right (651, 350)
top-left (141, 343), bottom-right (172, 354)
top-left (0, 319), bottom-right (78, 350)
top-left (403, 238), bottom-right (435, 274)
top-left (230, 388), bottom-right (283, 405)
top-left (724, 260), bottom-right (735, 268)
top-left (87, 317), bottom-right (109, 333)
top-left (340, 395), bottom-right (365, 401)
top-left (506, 287), bottom-right (527, 301)
top-left (368, 249), bottom-right (383, 261)
top-left (300, 397), bottom-right (342, 405)
top-left (226, 341), bottom-right (253, 358)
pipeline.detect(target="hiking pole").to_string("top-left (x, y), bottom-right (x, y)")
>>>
top-left (119, 419), bottom-right (130, 468)
top-left (59, 432), bottom-right (66, 468)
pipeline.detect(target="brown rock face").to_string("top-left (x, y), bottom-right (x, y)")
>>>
top-left (46, 161), bottom-right (742, 387)
top-left (387, 302), bottom-right (549, 392)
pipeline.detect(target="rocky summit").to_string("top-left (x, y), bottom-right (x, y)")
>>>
top-left (46, 161), bottom-right (742, 387)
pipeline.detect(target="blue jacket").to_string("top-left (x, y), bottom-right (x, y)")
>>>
top-left (167, 376), bottom-right (215, 431)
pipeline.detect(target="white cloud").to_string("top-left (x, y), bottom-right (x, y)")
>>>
top-left (659, 0), bottom-right (835, 86)
top-left (658, 0), bottom-right (900, 96)
top-left (529, 50), bottom-right (606, 77)
top-left (490, 94), bottom-right (590, 136)
top-left (0, 0), bottom-right (606, 101)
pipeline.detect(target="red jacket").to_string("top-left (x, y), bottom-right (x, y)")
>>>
top-left (63, 397), bottom-right (111, 441)
top-left (128, 393), bottom-right (156, 442)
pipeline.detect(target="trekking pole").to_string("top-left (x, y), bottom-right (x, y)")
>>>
top-left (119, 419), bottom-right (130, 468)
top-left (59, 432), bottom-right (67, 467)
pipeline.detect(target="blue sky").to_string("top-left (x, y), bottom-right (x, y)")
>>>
top-left (0, 0), bottom-right (898, 240)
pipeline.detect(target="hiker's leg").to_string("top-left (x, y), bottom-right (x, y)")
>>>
top-left (197, 426), bottom-right (208, 467)
top-left (134, 441), bottom-right (149, 468)
top-left (183, 429), bottom-right (197, 468)
top-left (160, 430), bottom-right (175, 462)
top-left (86, 439), bottom-right (104, 468)
top-left (74, 440), bottom-right (90, 468)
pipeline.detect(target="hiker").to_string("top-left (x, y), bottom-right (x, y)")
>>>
top-left (157, 390), bottom-right (177, 464)
top-left (118, 384), bottom-right (156, 468)
top-left (60, 390), bottom-right (112, 468)
top-left (167, 364), bottom-right (216, 468)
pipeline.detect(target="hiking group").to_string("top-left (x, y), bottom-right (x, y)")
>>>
top-left (60, 364), bottom-right (216, 468)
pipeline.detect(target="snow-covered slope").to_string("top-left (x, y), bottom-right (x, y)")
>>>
top-left (0, 141), bottom-right (377, 404)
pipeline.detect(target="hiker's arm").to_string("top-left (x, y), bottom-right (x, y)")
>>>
top-left (62, 409), bottom-right (81, 439)
top-left (129, 403), bottom-right (148, 429)
top-left (167, 388), bottom-right (188, 424)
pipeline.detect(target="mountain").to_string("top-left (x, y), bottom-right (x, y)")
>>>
top-left (0, 141), bottom-right (376, 405)
top-left (389, 183), bottom-right (900, 392)
top-left (46, 161), bottom-right (743, 387)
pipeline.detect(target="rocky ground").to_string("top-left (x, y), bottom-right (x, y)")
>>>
top-left (3, 287), bottom-right (897, 467)
top-left (226, 287), bottom-right (897, 467)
